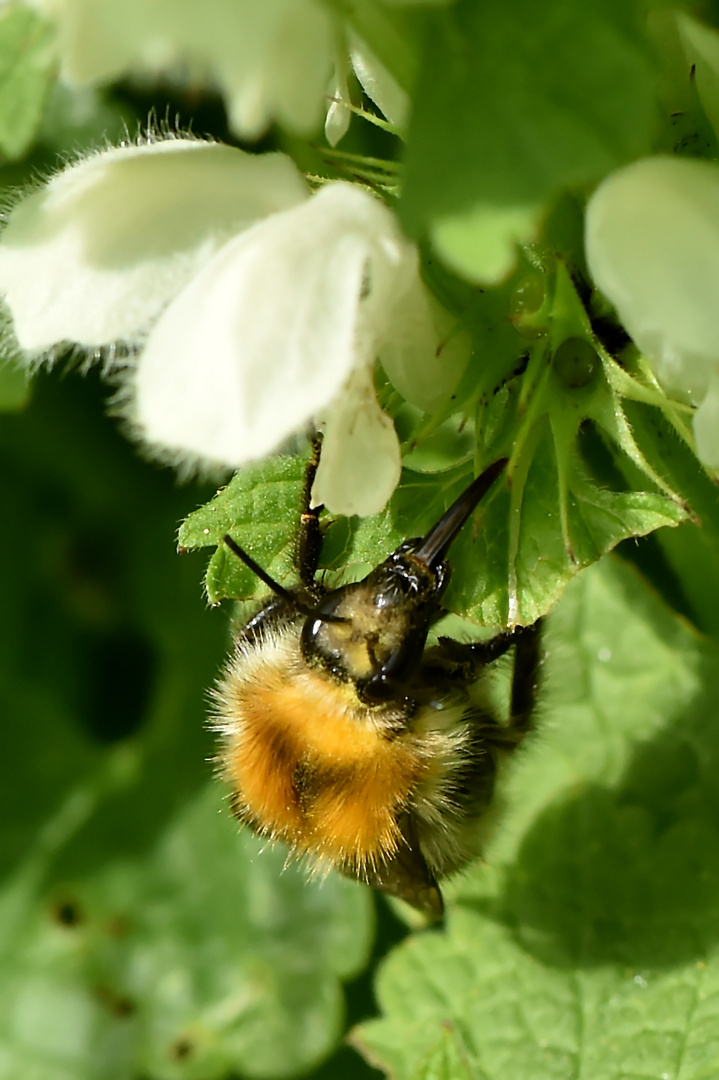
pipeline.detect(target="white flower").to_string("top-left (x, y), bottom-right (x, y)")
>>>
top-left (32, 0), bottom-right (336, 140)
top-left (0, 139), bottom-right (309, 349)
top-left (585, 155), bottom-right (719, 468)
top-left (0, 138), bottom-right (438, 513)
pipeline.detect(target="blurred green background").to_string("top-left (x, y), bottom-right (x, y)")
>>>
top-left (0, 365), bottom-right (405, 1079)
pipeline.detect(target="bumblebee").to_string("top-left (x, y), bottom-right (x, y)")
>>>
top-left (212, 445), bottom-right (542, 918)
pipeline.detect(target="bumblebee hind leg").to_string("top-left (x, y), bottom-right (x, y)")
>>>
top-left (507, 619), bottom-right (543, 736)
top-left (363, 813), bottom-right (445, 921)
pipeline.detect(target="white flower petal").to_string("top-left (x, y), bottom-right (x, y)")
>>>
top-left (693, 372), bottom-right (719, 468)
top-left (349, 36), bottom-right (408, 129)
top-left (35, 0), bottom-right (140, 84)
top-left (134, 182), bottom-right (410, 466)
top-left (378, 273), bottom-right (469, 413)
top-left (324, 56), bottom-right (352, 148)
top-left (244, 0), bottom-right (333, 138)
top-left (311, 367), bottom-right (401, 516)
top-left (585, 156), bottom-right (719, 398)
top-left (0, 139), bottom-right (308, 352)
top-left (37, 0), bottom-right (334, 140)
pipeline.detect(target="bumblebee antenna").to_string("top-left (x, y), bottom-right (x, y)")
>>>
top-left (415, 458), bottom-right (508, 569)
top-left (222, 534), bottom-right (345, 623)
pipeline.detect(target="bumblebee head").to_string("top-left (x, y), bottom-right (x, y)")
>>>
top-left (300, 537), bottom-right (447, 704)
top-left (224, 457), bottom-right (507, 706)
top-left (303, 456), bottom-right (508, 704)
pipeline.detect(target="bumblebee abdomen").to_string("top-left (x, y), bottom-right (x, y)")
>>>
top-left (214, 626), bottom-right (428, 870)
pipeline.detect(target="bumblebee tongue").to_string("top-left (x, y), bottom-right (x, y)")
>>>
top-left (414, 458), bottom-right (508, 570)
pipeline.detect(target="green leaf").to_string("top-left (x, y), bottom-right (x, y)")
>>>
top-left (432, 203), bottom-right (543, 285)
top-left (371, 270), bottom-right (692, 626)
top-left (401, 0), bottom-right (657, 281)
top-left (178, 455), bottom-right (309, 605)
top-left (654, 519), bottom-right (719, 640)
top-left (0, 4), bottom-right (56, 160)
top-left (355, 556), bottom-right (719, 1080)
top-left (8, 784), bottom-right (372, 1080)
top-left (410, 1025), bottom-right (480, 1080)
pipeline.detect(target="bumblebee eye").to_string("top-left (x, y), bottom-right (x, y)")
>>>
top-left (357, 675), bottom-right (396, 704)
top-left (357, 663), bottom-right (413, 704)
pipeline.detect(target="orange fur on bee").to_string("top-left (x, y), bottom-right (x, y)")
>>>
top-left (213, 622), bottom-right (431, 871)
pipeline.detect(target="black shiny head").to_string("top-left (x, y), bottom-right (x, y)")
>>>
top-left (301, 458), bottom-right (508, 703)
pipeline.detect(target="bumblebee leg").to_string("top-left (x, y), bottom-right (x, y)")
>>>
top-left (436, 621), bottom-right (542, 698)
top-left (508, 619), bottom-right (543, 736)
top-left (432, 620), bottom-right (543, 739)
top-left (363, 813), bottom-right (445, 921)
top-left (297, 436), bottom-right (323, 588)
top-left (435, 629), bottom-right (517, 674)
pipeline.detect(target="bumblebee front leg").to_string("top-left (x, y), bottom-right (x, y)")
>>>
top-left (434, 619), bottom-right (544, 737)
top-left (297, 435), bottom-right (323, 589)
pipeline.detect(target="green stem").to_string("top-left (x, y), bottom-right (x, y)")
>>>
top-left (320, 146), bottom-right (401, 172)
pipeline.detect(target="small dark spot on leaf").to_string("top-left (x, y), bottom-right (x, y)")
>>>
top-left (171, 1036), bottom-right (194, 1061)
top-left (94, 983), bottom-right (136, 1018)
top-left (53, 897), bottom-right (84, 927)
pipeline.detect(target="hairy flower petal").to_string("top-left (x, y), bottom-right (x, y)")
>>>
top-left (0, 140), bottom-right (308, 351)
top-left (134, 182), bottom-right (413, 467)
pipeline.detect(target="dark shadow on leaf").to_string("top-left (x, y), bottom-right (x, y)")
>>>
top-left (468, 648), bottom-right (719, 970)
